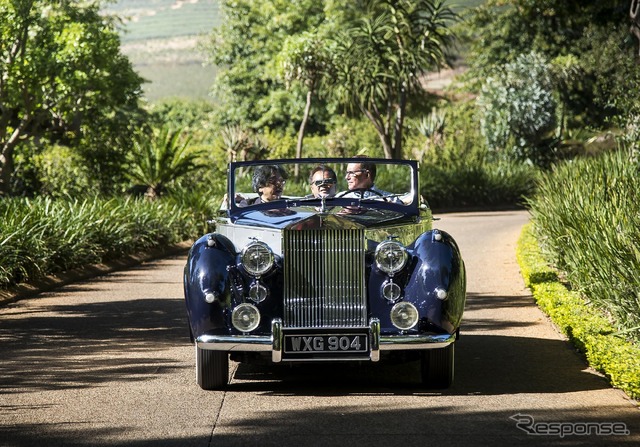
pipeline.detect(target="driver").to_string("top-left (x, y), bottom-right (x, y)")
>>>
top-left (343, 157), bottom-right (397, 200)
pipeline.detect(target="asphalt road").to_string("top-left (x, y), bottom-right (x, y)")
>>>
top-left (1, 210), bottom-right (638, 447)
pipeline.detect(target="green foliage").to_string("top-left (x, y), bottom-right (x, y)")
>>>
top-left (204, 0), bottom-right (459, 160)
top-left (321, 116), bottom-right (384, 158)
top-left (0, 0), bottom-right (145, 195)
top-left (216, 125), bottom-right (275, 161)
top-left (464, 0), bottom-right (622, 75)
top-left (0, 194), bottom-right (215, 288)
top-left (527, 149), bottom-right (640, 341)
top-left (260, 129), bottom-right (296, 160)
top-left (420, 145), bottom-right (537, 209)
top-left (477, 51), bottom-right (558, 166)
top-left (33, 144), bottom-right (94, 198)
top-left (147, 99), bottom-right (218, 143)
top-left (126, 126), bottom-right (204, 199)
top-left (279, 30), bottom-right (334, 160)
top-left (406, 98), bottom-right (537, 209)
top-left (279, 31), bottom-right (331, 91)
top-left (517, 223), bottom-right (640, 400)
top-left (464, 0), bottom-right (637, 131)
top-left (168, 183), bottom-right (224, 233)
top-left (205, 0), bottom-right (326, 129)
top-left (573, 25), bottom-right (640, 127)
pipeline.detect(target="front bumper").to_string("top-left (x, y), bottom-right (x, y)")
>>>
top-left (195, 318), bottom-right (456, 362)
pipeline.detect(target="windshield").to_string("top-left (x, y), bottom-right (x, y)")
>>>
top-left (229, 159), bottom-right (417, 210)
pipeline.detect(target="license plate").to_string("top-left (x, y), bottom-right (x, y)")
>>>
top-left (283, 333), bottom-right (368, 356)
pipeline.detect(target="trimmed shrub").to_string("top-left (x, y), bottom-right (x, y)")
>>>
top-left (517, 223), bottom-right (640, 400)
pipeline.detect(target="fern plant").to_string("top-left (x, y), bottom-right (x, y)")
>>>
top-left (127, 126), bottom-right (203, 199)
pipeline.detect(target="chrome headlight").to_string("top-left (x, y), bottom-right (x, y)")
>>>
top-left (248, 282), bottom-right (268, 303)
top-left (240, 241), bottom-right (274, 277)
top-left (374, 240), bottom-right (408, 275)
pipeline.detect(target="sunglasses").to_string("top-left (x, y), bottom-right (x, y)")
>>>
top-left (311, 179), bottom-right (337, 187)
top-left (345, 169), bottom-right (368, 177)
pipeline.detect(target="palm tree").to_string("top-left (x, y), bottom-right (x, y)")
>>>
top-left (330, 0), bottom-right (457, 159)
top-left (127, 126), bottom-right (203, 200)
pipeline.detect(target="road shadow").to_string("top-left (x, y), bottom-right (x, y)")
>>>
top-left (0, 281), bottom-right (613, 398)
top-left (461, 293), bottom-right (542, 332)
top-left (229, 332), bottom-right (609, 397)
top-left (1, 403), bottom-right (637, 447)
top-left (0, 297), bottom-right (190, 393)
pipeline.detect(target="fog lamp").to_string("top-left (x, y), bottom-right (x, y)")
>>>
top-left (382, 281), bottom-right (402, 302)
top-left (248, 283), bottom-right (268, 303)
top-left (390, 302), bottom-right (419, 330)
top-left (231, 303), bottom-right (261, 332)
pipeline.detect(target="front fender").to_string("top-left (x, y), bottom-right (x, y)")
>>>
top-left (404, 229), bottom-right (466, 334)
top-left (183, 233), bottom-right (236, 337)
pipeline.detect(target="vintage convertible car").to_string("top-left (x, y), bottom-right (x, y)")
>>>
top-left (183, 158), bottom-right (466, 389)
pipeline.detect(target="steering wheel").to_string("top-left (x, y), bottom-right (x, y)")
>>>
top-left (355, 188), bottom-right (389, 201)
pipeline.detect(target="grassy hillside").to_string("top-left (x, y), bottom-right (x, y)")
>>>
top-left (104, 0), bottom-right (221, 102)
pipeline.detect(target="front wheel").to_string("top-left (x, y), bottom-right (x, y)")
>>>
top-left (420, 343), bottom-right (454, 389)
top-left (196, 345), bottom-right (229, 390)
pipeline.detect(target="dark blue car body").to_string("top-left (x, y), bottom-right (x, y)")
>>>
top-left (184, 158), bottom-right (466, 389)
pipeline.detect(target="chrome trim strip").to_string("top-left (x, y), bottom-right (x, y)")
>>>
top-left (196, 334), bottom-right (272, 351)
top-left (272, 318), bottom-right (282, 363)
top-left (370, 318), bottom-right (380, 362)
top-left (196, 324), bottom-right (455, 355)
top-left (379, 333), bottom-right (455, 350)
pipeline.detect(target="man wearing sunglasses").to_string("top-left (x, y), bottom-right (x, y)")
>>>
top-left (343, 158), bottom-right (399, 202)
top-left (308, 165), bottom-right (337, 198)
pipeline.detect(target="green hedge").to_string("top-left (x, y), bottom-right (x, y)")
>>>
top-left (517, 223), bottom-right (640, 400)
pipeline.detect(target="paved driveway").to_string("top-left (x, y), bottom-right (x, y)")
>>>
top-left (0, 210), bottom-right (637, 446)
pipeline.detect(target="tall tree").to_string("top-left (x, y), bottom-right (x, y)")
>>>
top-left (330, 0), bottom-right (457, 159)
top-left (279, 31), bottom-right (331, 172)
top-left (0, 0), bottom-right (144, 195)
top-left (206, 0), bottom-right (326, 131)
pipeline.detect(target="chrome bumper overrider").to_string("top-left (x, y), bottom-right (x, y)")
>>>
top-left (195, 318), bottom-right (456, 363)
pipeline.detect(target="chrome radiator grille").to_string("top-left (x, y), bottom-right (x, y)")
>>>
top-left (283, 229), bottom-right (367, 328)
